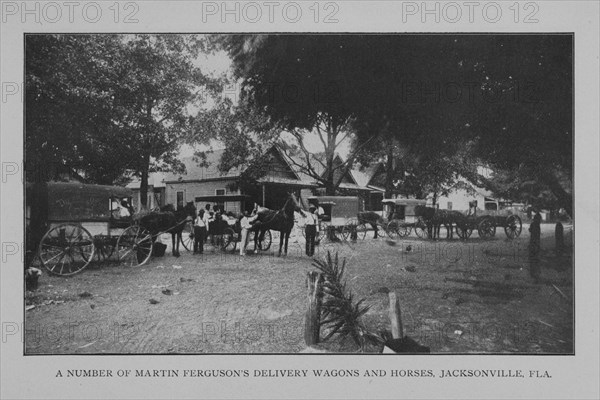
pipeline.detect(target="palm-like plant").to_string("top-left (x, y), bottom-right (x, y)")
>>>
top-left (312, 251), bottom-right (382, 351)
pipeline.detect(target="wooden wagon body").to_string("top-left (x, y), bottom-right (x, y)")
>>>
top-left (26, 182), bottom-right (152, 275)
top-left (27, 181), bottom-right (134, 233)
top-left (380, 198), bottom-right (429, 238)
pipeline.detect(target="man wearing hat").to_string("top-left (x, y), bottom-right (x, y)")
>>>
top-left (305, 205), bottom-right (318, 256)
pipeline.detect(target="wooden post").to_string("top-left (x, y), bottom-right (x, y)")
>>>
top-left (304, 271), bottom-right (322, 346)
top-left (555, 222), bottom-right (564, 255)
top-left (529, 213), bottom-right (542, 282)
top-left (388, 291), bottom-right (404, 339)
top-left (262, 184), bottom-right (266, 207)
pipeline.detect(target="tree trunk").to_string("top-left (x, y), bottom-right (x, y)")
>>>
top-left (384, 142), bottom-right (395, 199)
top-left (139, 153), bottom-right (150, 209)
top-left (27, 181), bottom-right (48, 268)
top-left (325, 153), bottom-right (335, 195)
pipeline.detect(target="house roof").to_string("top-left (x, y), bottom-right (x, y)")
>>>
top-left (127, 145), bottom-right (378, 192)
top-left (163, 150), bottom-right (245, 182)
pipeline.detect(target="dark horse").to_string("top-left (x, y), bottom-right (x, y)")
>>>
top-left (251, 194), bottom-right (303, 256)
top-left (415, 206), bottom-right (468, 239)
top-left (357, 211), bottom-right (384, 239)
top-left (139, 202), bottom-right (196, 257)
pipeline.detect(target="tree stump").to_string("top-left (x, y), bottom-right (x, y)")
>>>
top-left (388, 292), bottom-right (404, 339)
top-left (304, 271), bottom-right (323, 346)
top-left (555, 222), bottom-right (564, 255)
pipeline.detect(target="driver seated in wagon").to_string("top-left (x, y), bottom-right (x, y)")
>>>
top-left (119, 199), bottom-right (133, 218)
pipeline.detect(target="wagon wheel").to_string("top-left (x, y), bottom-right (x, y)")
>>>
top-left (388, 219), bottom-right (411, 237)
top-left (455, 224), bottom-right (473, 239)
top-left (504, 215), bottom-right (522, 239)
top-left (92, 236), bottom-right (116, 262)
top-left (335, 225), bottom-right (348, 241)
top-left (38, 223), bottom-right (95, 276)
top-left (180, 220), bottom-right (194, 251)
top-left (222, 227), bottom-right (237, 251)
top-left (399, 224), bottom-right (411, 238)
top-left (386, 220), bottom-right (401, 239)
top-left (477, 217), bottom-right (496, 239)
top-left (355, 223), bottom-right (368, 240)
top-left (321, 222), bottom-right (338, 242)
top-left (316, 224), bottom-right (326, 241)
top-left (342, 219), bottom-right (359, 241)
top-left (116, 225), bottom-right (153, 267)
top-left (256, 229), bottom-right (272, 251)
top-left (377, 223), bottom-right (387, 238)
top-left (414, 218), bottom-right (429, 239)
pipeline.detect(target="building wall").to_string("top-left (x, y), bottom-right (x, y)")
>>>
top-left (299, 188), bottom-right (314, 208)
top-left (165, 180), bottom-right (238, 202)
top-left (164, 180), bottom-right (241, 213)
top-left (435, 188), bottom-right (487, 211)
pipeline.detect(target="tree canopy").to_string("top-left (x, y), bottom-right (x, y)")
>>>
top-left (218, 34), bottom-right (572, 213)
top-left (26, 34), bottom-right (221, 207)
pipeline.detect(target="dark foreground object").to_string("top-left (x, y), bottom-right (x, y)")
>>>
top-left (152, 243), bottom-right (167, 257)
top-left (25, 268), bottom-right (42, 291)
top-left (384, 336), bottom-right (431, 353)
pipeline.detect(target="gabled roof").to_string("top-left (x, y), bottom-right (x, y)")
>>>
top-left (127, 145), bottom-right (379, 193)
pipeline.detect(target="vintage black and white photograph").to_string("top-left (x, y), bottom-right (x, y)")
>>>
top-left (23, 33), bottom-right (574, 355)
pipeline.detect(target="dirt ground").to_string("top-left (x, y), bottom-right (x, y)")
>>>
top-left (25, 223), bottom-right (573, 354)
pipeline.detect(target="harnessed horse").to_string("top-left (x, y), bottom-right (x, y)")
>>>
top-left (139, 202), bottom-right (196, 257)
top-left (251, 194), bottom-right (303, 257)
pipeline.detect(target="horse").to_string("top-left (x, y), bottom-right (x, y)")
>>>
top-left (415, 205), bottom-right (448, 239)
top-left (139, 202), bottom-right (196, 257)
top-left (251, 194), bottom-right (303, 257)
top-left (357, 211), bottom-right (384, 239)
top-left (414, 206), bottom-right (468, 239)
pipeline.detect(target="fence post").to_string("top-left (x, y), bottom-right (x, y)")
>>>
top-left (388, 291), bottom-right (404, 339)
top-left (304, 271), bottom-right (322, 346)
top-left (555, 222), bottom-right (564, 255)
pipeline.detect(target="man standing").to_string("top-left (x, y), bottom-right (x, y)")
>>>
top-left (240, 211), bottom-right (258, 256)
top-left (305, 205), bottom-right (318, 257)
top-left (193, 209), bottom-right (207, 254)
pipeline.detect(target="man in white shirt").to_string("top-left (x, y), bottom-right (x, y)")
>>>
top-left (194, 209), bottom-right (207, 254)
top-left (240, 211), bottom-right (259, 256)
top-left (304, 205), bottom-right (318, 256)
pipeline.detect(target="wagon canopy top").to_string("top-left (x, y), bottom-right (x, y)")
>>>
top-left (27, 182), bottom-right (133, 222)
top-left (45, 182), bottom-right (134, 199)
top-left (382, 198), bottom-right (427, 206)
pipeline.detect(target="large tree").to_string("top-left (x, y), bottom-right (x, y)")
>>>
top-left (216, 35), bottom-right (376, 195)
top-left (26, 34), bottom-right (220, 208)
top-left (350, 35), bottom-right (573, 214)
top-left (214, 35), bottom-right (572, 212)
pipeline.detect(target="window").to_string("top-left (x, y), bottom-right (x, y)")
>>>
top-left (176, 191), bottom-right (184, 208)
top-left (215, 189), bottom-right (226, 196)
top-left (447, 201), bottom-right (453, 210)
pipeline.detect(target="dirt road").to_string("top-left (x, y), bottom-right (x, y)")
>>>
top-left (25, 223), bottom-right (573, 354)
